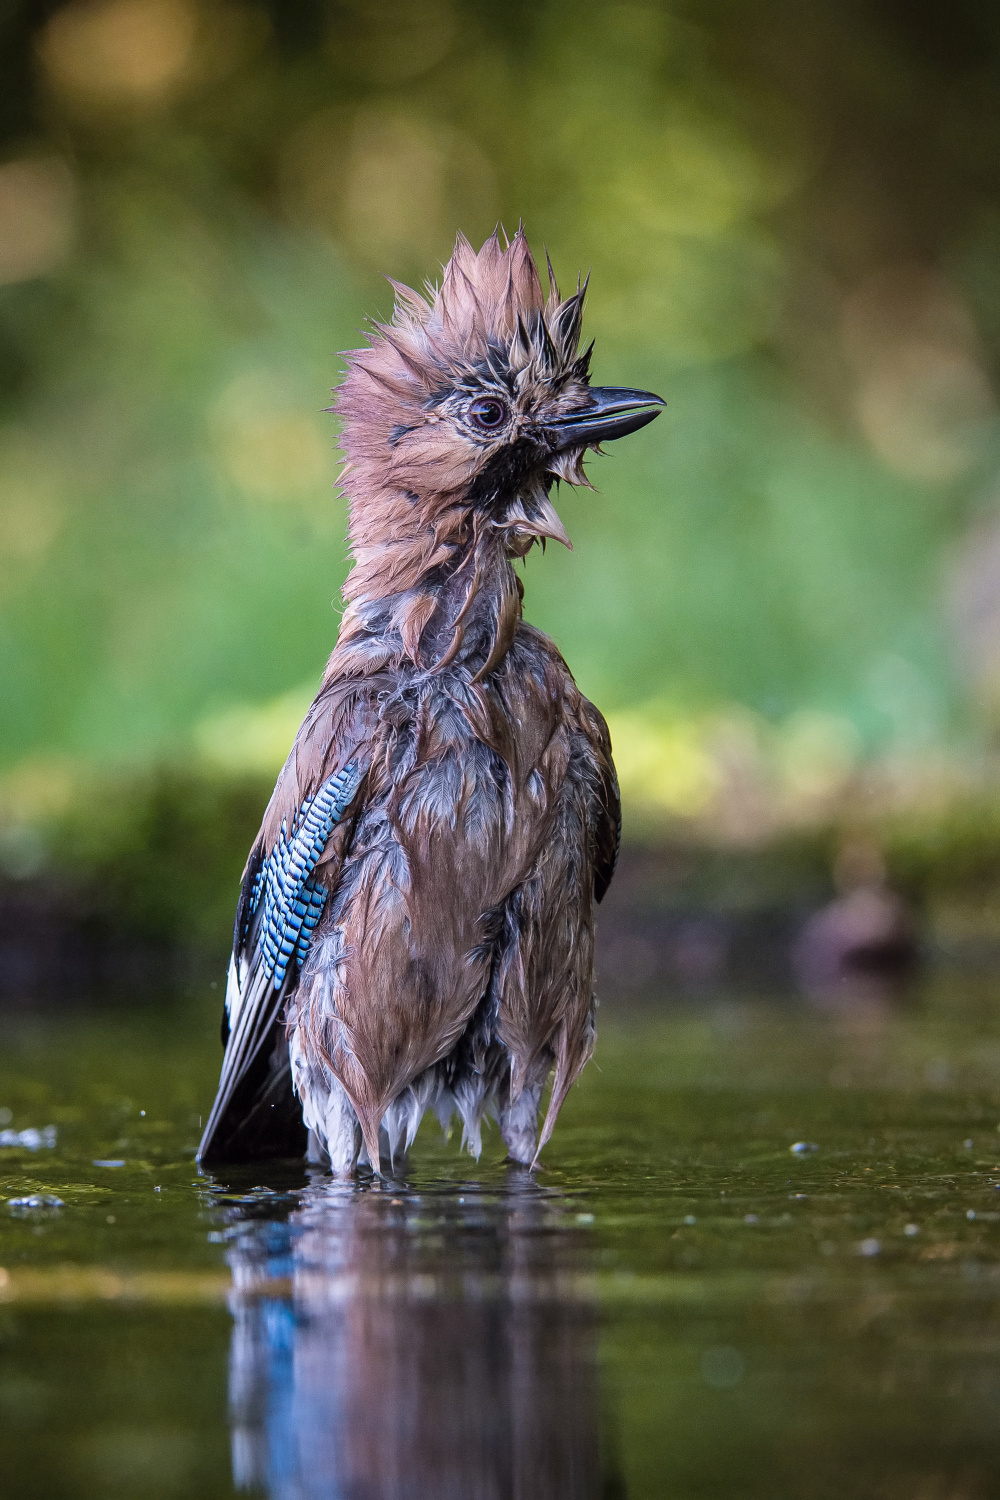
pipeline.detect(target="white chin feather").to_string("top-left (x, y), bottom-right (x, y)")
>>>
top-left (546, 446), bottom-right (592, 487)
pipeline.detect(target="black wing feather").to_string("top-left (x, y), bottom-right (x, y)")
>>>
top-left (593, 753), bottom-right (621, 905)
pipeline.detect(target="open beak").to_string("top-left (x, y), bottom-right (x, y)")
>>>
top-left (548, 386), bottom-right (665, 450)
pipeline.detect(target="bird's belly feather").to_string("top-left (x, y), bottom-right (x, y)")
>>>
top-left (294, 697), bottom-right (568, 1116)
top-left (282, 637), bottom-right (614, 1168)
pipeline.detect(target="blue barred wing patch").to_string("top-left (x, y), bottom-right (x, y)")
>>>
top-left (248, 762), bottom-right (363, 989)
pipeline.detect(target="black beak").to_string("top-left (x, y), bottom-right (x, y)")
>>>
top-left (548, 386), bottom-right (665, 450)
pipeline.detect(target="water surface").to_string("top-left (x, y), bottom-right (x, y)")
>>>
top-left (3, 978), bottom-right (1000, 1497)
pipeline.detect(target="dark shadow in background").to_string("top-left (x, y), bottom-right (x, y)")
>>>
top-left (216, 1169), bottom-right (620, 1500)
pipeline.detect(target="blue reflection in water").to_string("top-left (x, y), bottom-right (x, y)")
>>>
top-left (220, 1172), bottom-right (610, 1499)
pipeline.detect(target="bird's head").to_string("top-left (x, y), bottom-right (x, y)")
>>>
top-left (336, 228), bottom-right (663, 568)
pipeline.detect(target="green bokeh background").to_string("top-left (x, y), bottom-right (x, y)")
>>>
top-left (3, 0), bottom-right (1000, 831)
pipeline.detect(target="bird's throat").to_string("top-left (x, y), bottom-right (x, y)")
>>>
top-left (331, 518), bottom-right (523, 681)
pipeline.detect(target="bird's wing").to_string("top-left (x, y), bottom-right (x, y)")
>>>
top-left (516, 624), bottom-right (620, 904)
top-left (584, 700), bottom-right (620, 904)
top-left (198, 679), bottom-right (381, 1164)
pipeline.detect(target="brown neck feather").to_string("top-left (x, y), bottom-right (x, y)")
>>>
top-left (326, 479), bottom-right (522, 684)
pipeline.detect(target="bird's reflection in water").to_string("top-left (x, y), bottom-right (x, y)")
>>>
top-left (221, 1169), bottom-right (612, 1499)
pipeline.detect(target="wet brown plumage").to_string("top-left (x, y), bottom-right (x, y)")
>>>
top-left (198, 228), bottom-right (663, 1174)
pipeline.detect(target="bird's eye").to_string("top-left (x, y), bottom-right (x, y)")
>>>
top-left (468, 397), bottom-right (507, 431)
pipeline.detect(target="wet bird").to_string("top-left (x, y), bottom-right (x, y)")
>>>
top-left (198, 229), bottom-right (663, 1174)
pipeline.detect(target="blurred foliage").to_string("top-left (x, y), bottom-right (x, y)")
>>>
top-left (0, 767), bottom-right (270, 981)
top-left (6, 759), bottom-right (1000, 970)
top-left (3, 0), bottom-right (1000, 885)
top-left (52, 766), bottom-right (268, 947)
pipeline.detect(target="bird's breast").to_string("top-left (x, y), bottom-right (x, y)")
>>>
top-left (358, 667), bottom-right (571, 909)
